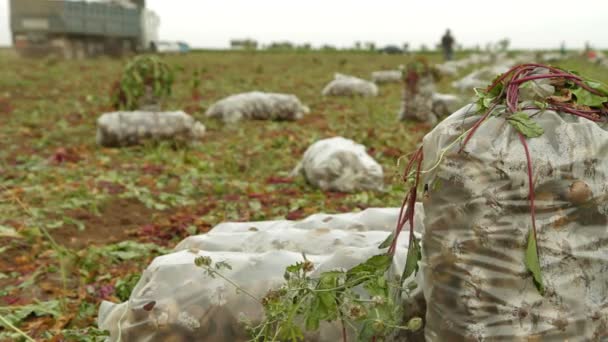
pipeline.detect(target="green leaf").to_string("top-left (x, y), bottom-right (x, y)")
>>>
top-left (571, 87), bottom-right (608, 107)
top-left (506, 112), bottom-right (544, 138)
top-left (524, 229), bottom-right (545, 295)
top-left (304, 300), bottom-right (321, 331)
top-left (0, 300), bottom-right (61, 326)
top-left (346, 254), bottom-right (392, 286)
top-left (0, 225), bottom-right (20, 238)
top-left (378, 232), bottom-right (394, 249)
top-left (401, 236), bottom-right (421, 285)
top-left (316, 272), bottom-right (339, 317)
top-left (533, 101), bottom-right (547, 110)
top-left (585, 79), bottom-right (608, 96)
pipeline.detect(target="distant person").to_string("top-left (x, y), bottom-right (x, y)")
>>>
top-left (441, 29), bottom-right (455, 61)
top-left (560, 41), bottom-right (566, 56)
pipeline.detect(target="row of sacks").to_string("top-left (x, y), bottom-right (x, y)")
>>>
top-left (98, 74), bottom-right (608, 340)
top-left (451, 53), bottom-right (541, 93)
top-left (97, 206), bottom-right (426, 342)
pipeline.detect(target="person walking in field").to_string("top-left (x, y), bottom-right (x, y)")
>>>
top-left (441, 29), bottom-right (455, 61)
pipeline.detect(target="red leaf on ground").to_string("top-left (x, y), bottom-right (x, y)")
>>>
top-left (96, 181), bottom-right (126, 195)
top-left (266, 176), bottom-right (294, 184)
top-left (49, 147), bottom-right (81, 164)
top-left (141, 163), bottom-right (165, 175)
top-left (382, 147), bottom-right (403, 158)
top-left (0, 98), bottom-right (13, 115)
top-left (286, 208), bottom-right (306, 220)
top-left (1, 295), bottom-right (21, 305)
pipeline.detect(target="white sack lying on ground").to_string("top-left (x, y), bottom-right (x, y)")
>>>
top-left (431, 93), bottom-right (462, 117)
top-left (322, 73), bottom-right (378, 97)
top-left (371, 70), bottom-right (402, 84)
top-left (205, 91), bottom-right (310, 124)
top-left (451, 65), bottom-right (511, 92)
top-left (96, 111), bottom-right (205, 147)
top-left (435, 63), bottom-right (459, 77)
top-left (98, 206), bottom-right (425, 342)
top-left (292, 137), bottom-right (384, 192)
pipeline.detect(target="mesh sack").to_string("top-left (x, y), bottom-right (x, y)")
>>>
top-left (292, 136), bottom-right (384, 192)
top-left (205, 91), bottom-right (309, 124)
top-left (419, 104), bottom-right (608, 341)
top-left (322, 73), bottom-right (378, 97)
top-left (371, 70), bottom-right (402, 84)
top-left (96, 111), bottom-right (205, 147)
top-left (398, 72), bottom-right (437, 125)
top-left (98, 206), bottom-right (426, 342)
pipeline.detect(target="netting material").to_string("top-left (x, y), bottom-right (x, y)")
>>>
top-left (322, 73), bottom-right (379, 97)
top-left (371, 70), bottom-right (402, 84)
top-left (292, 137), bottom-right (384, 193)
top-left (205, 91), bottom-right (310, 124)
top-left (98, 206), bottom-right (426, 342)
top-left (96, 111), bottom-right (205, 147)
top-left (418, 104), bottom-right (608, 341)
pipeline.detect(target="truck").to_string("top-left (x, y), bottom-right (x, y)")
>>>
top-left (9, 0), bottom-right (160, 58)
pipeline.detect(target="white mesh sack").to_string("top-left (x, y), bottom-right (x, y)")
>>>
top-left (205, 91), bottom-right (310, 124)
top-left (419, 103), bottom-right (608, 340)
top-left (96, 111), bottom-right (205, 147)
top-left (431, 93), bottom-right (462, 117)
top-left (322, 73), bottom-right (379, 97)
top-left (291, 137), bottom-right (384, 192)
top-left (435, 63), bottom-right (459, 77)
top-left (97, 206), bottom-right (425, 342)
top-left (451, 65), bottom-right (511, 92)
top-left (371, 70), bottom-right (402, 84)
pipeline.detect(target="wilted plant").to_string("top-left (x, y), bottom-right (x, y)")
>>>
top-left (195, 253), bottom-right (422, 342)
top-left (111, 55), bottom-right (174, 111)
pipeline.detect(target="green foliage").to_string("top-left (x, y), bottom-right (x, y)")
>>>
top-left (571, 86), bottom-right (608, 107)
top-left (112, 55), bottom-right (174, 110)
top-left (78, 241), bottom-right (168, 279)
top-left (524, 229), bottom-right (544, 295)
top-left (506, 112), bottom-right (544, 138)
top-left (115, 273), bottom-right (142, 302)
top-left (474, 79), bottom-right (503, 111)
top-left (243, 254), bottom-right (419, 341)
top-left (401, 236), bottom-right (421, 285)
top-left (0, 300), bottom-right (61, 327)
top-left (60, 327), bottom-right (110, 342)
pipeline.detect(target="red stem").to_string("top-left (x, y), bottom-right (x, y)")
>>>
top-left (549, 105), bottom-right (604, 122)
top-left (512, 73), bottom-right (580, 84)
top-left (459, 103), bottom-right (497, 152)
top-left (389, 149), bottom-right (423, 255)
top-left (518, 133), bottom-right (539, 251)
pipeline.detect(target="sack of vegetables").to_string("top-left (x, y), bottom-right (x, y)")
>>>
top-left (391, 64), bottom-right (608, 341)
top-left (397, 59), bottom-right (440, 125)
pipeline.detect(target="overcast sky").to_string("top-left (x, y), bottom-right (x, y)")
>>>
top-left (1, 0), bottom-right (607, 50)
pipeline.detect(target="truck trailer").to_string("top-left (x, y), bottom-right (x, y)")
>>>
top-left (9, 0), bottom-right (159, 58)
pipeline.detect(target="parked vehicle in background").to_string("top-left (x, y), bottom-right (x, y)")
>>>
top-left (9, 0), bottom-right (160, 58)
top-left (152, 41), bottom-right (189, 54)
top-left (380, 45), bottom-right (403, 54)
top-left (177, 41), bottom-right (190, 53)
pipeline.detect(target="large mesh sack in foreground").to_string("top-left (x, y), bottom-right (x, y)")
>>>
top-left (291, 136), bottom-right (384, 192)
top-left (96, 111), bottom-right (205, 147)
top-left (393, 64), bottom-right (608, 340)
top-left (98, 207), bottom-right (425, 341)
top-left (322, 73), bottom-right (379, 97)
top-left (205, 91), bottom-right (310, 124)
